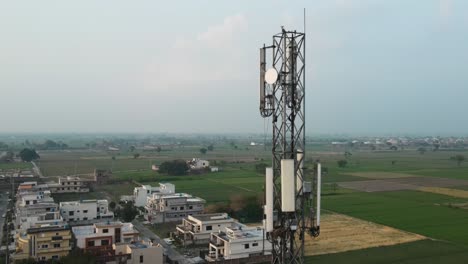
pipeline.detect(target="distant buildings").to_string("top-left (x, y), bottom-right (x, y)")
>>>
top-left (188, 158), bottom-right (210, 170)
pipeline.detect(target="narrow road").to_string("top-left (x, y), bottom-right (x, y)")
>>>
top-left (31, 161), bottom-right (43, 178)
top-left (132, 220), bottom-right (188, 264)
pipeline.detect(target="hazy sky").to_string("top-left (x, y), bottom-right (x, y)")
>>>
top-left (1, 0), bottom-right (467, 135)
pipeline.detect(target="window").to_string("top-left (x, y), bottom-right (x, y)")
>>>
top-left (67, 187), bottom-right (70, 190)
top-left (140, 255), bottom-right (144, 263)
top-left (69, 218), bottom-right (74, 221)
top-left (52, 255), bottom-right (59, 260)
top-left (244, 244), bottom-right (250, 249)
top-left (87, 240), bottom-right (95, 247)
top-left (206, 225), bottom-right (212, 231)
top-left (83, 217), bottom-right (88, 220)
top-left (41, 244), bottom-right (49, 248)
top-left (41, 257), bottom-right (46, 260)
top-left (253, 243), bottom-right (259, 247)
top-left (74, 187), bottom-right (77, 190)
top-left (74, 182), bottom-right (77, 185)
top-left (101, 240), bottom-right (109, 246)
top-left (54, 243), bottom-right (60, 248)
top-left (180, 206), bottom-right (184, 210)
top-left (189, 206), bottom-right (193, 209)
top-left (83, 210), bottom-right (88, 213)
top-left (69, 211), bottom-right (74, 216)
top-left (103, 229), bottom-right (109, 233)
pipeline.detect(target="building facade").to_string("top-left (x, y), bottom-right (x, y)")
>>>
top-left (176, 213), bottom-right (236, 245)
top-left (206, 224), bottom-right (271, 262)
top-left (72, 221), bottom-right (139, 256)
top-left (59, 199), bottom-right (114, 222)
top-left (145, 193), bottom-right (205, 223)
top-left (48, 176), bottom-right (90, 193)
top-left (121, 183), bottom-right (175, 207)
top-left (13, 226), bottom-right (72, 263)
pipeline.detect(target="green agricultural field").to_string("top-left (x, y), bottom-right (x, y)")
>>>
top-left (306, 240), bottom-right (468, 264)
top-left (0, 162), bottom-right (33, 170)
top-left (323, 189), bottom-right (468, 246)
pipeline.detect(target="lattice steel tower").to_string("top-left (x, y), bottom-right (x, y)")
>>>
top-left (260, 27), bottom-right (320, 264)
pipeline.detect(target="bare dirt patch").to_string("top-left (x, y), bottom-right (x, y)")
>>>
top-left (338, 176), bottom-right (468, 192)
top-left (338, 180), bottom-right (417, 192)
top-left (344, 172), bottom-right (419, 179)
top-left (418, 187), bottom-right (468, 199)
top-left (304, 213), bottom-right (425, 256)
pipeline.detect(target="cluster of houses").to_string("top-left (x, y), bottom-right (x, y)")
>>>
top-left (175, 213), bottom-right (271, 262)
top-left (120, 184), bottom-right (271, 263)
top-left (11, 179), bottom-right (163, 264)
top-left (120, 183), bottom-right (206, 224)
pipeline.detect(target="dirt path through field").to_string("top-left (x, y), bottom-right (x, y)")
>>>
top-left (304, 213), bottom-right (425, 256)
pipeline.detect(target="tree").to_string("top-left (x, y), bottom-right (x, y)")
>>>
top-left (19, 148), bottom-right (40, 162)
top-left (116, 202), bottom-right (138, 222)
top-left (159, 160), bottom-right (189, 176)
top-left (129, 145), bottom-right (136, 152)
top-left (111, 156), bottom-right (116, 160)
top-left (207, 145), bottom-right (214, 151)
top-left (390, 146), bottom-right (398, 151)
top-left (451, 154), bottom-right (465, 166)
top-left (156, 146), bottom-right (162, 153)
top-left (133, 153), bottom-right (140, 159)
top-left (109, 201), bottom-right (116, 210)
top-left (418, 147), bottom-right (427, 155)
top-left (344, 151), bottom-right (352, 159)
top-left (337, 159), bottom-right (348, 168)
top-left (199, 148), bottom-right (207, 155)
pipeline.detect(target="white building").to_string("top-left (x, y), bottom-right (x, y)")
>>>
top-left (176, 213), bottom-right (236, 245)
top-left (188, 158), bottom-right (210, 170)
top-left (59, 199), bottom-right (114, 222)
top-left (122, 183), bottom-right (175, 207)
top-left (72, 221), bottom-right (139, 251)
top-left (15, 189), bottom-right (64, 231)
top-left (111, 240), bottom-right (163, 264)
top-left (145, 193), bottom-right (205, 223)
top-left (47, 176), bottom-right (90, 193)
top-left (206, 223), bottom-right (271, 261)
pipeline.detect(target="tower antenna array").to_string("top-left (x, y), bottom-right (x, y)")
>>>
top-left (259, 26), bottom-right (321, 264)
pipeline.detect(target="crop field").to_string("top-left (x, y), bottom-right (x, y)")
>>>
top-left (304, 213), bottom-right (425, 256)
top-left (306, 240), bottom-right (468, 264)
top-left (0, 162), bottom-right (32, 170)
top-left (323, 190), bottom-right (468, 246)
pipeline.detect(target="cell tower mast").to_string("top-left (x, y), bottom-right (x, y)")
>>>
top-left (260, 27), bottom-right (320, 264)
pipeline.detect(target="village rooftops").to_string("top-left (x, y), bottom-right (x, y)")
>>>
top-left (215, 223), bottom-right (265, 241)
top-left (72, 222), bottom-right (138, 237)
top-left (59, 199), bottom-right (108, 206)
top-left (187, 213), bottom-right (231, 222)
top-left (26, 225), bottom-right (69, 235)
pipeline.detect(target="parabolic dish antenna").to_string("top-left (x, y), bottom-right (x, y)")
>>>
top-left (265, 68), bottom-right (278, 84)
